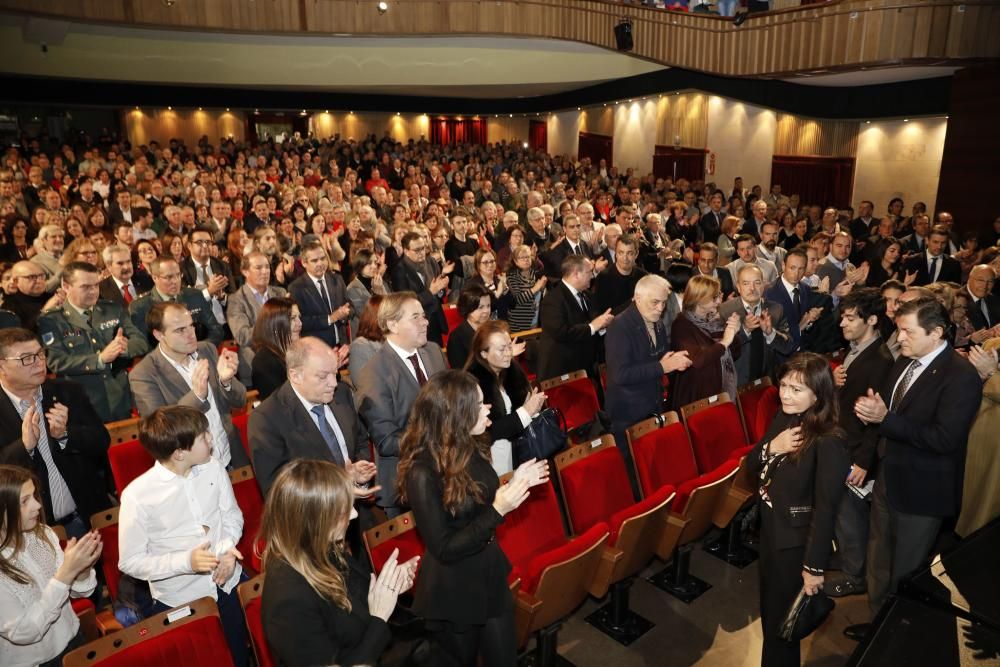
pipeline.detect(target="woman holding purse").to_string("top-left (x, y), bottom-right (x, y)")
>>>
top-left (746, 353), bottom-right (849, 666)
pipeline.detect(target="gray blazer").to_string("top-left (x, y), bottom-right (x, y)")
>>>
top-left (718, 298), bottom-right (795, 386)
top-left (814, 256), bottom-right (854, 288)
top-left (345, 277), bottom-right (385, 335)
top-left (225, 284), bottom-right (288, 384)
top-left (348, 337), bottom-right (382, 387)
top-left (128, 341), bottom-right (250, 469)
top-left (354, 342), bottom-right (447, 509)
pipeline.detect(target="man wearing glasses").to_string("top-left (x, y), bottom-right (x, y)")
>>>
top-left (129, 257), bottom-right (225, 347)
top-left (390, 232), bottom-right (450, 347)
top-left (180, 224), bottom-right (235, 328)
top-left (38, 262), bottom-right (149, 423)
top-left (0, 327), bottom-right (111, 536)
top-left (4, 261), bottom-right (64, 331)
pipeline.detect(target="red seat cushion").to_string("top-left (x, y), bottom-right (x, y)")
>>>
top-left (496, 479), bottom-right (568, 580)
top-left (231, 478), bottom-right (264, 574)
top-left (94, 516), bottom-right (122, 601)
top-left (243, 595), bottom-right (276, 667)
top-left (673, 460), bottom-right (739, 514)
top-left (631, 421), bottom-right (701, 499)
top-left (558, 447), bottom-right (634, 536)
top-left (368, 518), bottom-right (425, 585)
top-left (740, 384), bottom-right (779, 443)
top-left (607, 484), bottom-right (675, 545)
top-left (521, 522), bottom-right (609, 594)
top-left (108, 440), bottom-right (154, 496)
top-left (546, 377), bottom-right (600, 433)
top-left (96, 615), bottom-right (235, 667)
top-left (686, 402), bottom-right (748, 474)
top-left (71, 597), bottom-right (95, 615)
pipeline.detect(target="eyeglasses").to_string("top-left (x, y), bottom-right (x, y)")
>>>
top-left (16, 273), bottom-right (45, 281)
top-left (480, 259), bottom-right (496, 265)
top-left (191, 239), bottom-right (213, 246)
top-left (3, 350), bottom-right (46, 366)
top-left (408, 246), bottom-right (427, 253)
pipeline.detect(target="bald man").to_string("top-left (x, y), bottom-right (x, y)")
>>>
top-left (4, 261), bottom-right (63, 331)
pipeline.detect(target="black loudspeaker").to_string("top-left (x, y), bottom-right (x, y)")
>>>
top-left (614, 20), bottom-right (634, 52)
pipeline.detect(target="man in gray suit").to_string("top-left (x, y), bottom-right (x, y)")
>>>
top-left (727, 234), bottom-right (779, 288)
top-left (815, 231), bottom-right (864, 290)
top-left (128, 301), bottom-right (250, 470)
top-left (225, 251), bottom-right (287, 384)
top-left (355, 291), bottom-right (448, 517)
top-left (248, 337), bottom-right (375, 496)
top-left (720, 264), bottom-right (795, 386)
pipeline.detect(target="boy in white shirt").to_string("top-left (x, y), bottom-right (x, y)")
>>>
top-left (118, 405), bottom-right (248, 665)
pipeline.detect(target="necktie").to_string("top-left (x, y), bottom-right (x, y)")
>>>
top-left (981, 299), bottom-right (992, 328)
top-left (929, 256), bottom-right (939, 282)
top-left (571, 244), bottom-right (580, 256)
top-left (577, 291), bottom-right (589, 314)
top-left (317, 278), bottom-right (332, 312)
top-left (748, 307), bottom-right (765, 379)
top-left (19, 398), bottom-right (75, 520)
top-left (122, 284), bottom-right (133, 305)
top-left (83, 310), bottom-right (94, 328)
top-left (310, 405), bottom-right (345, 466)
top-left (408, 354), bottom-right (428, 386)
top-left (792, 287), bottom-right (801, 320)
top-left (890, 359), bottom-right (921, 411)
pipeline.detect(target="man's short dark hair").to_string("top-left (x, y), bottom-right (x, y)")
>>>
top-left (139, 405), bottom-right (210, 461)
top-left (895, 296), bottom-right (951, 338)
top-left (190, 224), bottom-right (216, 238)
top-left (401, 232), bottom-right (422, 251)
top-left (0, 328), bottom-right (39, 358)
top-left (840, 287), bottom-right (885, 325)
top-left (616, 234), bottom-right (638, 251)
top-left (560, 253), bottom-right (589, 278)
top-left (147, 301), bottom-right (188, 336)
top-left (929, 225), bottom-right (950, 240)
top-left (61, 261), bottom-right (99, 285)
top-left (735, 234), bottom-right (756, 248)
top-left (785, 247), bottom-right (808, 265)
top-left (299, 239), bottom-right (325, 256)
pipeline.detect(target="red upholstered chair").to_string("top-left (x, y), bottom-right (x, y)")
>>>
top-left (681, 393), bottom-right (750, 474)
top-left (107, 439), bottom-right (154, 496)
top-left (738, 377), bottom-right (780, 444)
top-left (63, 597), bottom-right (234, 667)
top-left (90, 507), bottom-right (123, 603)
top-left (555, 436), bottom-right (675, 641)
top-left (511, 327), bottom-right (542, 383)
top-left (363, 512), bottom-right (426, 579)
top-left (231, 412), bottom-right (251, 462)
top-left (71, 598), bottom-right (101, 641)
top-left (238, 574), bottom-right (275, 667)
top-left (442, 303), bottom-right (462, 348)
top-left (495, 475), bottom-right (609, 660)
top-left (105, 417), bottom-right (140, 446)
top-left (229, 466), bottom-right (264, 575)
top-left (539, 370), bottom-right (601, 438)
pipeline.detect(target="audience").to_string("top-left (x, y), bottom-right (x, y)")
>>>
top-left (248, 297), bottom-right (302, 401)
top-left (446, 282), bottom-right (492, 370)
top-left (720, 264), bottom-right (794, 386)
top-left (225, 251), bottom-right (287, 384)
top-left (129, 257), bottom-right (224, 346)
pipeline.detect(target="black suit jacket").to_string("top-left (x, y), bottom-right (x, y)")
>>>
top-left (902, 253), bottom-right (962, 286)
top-left (288, 271), bottom-right (350, 347)
top-left (98, 273), bottom-right (153, 309)
top-left (180, 256), bottom-right (237, 295)
top-left (537, 281), bottom-right (602, 381)
top-left (541, 238), bottom-right (594, 283)
top-left (965, 287), bottom-right (1000, 332)
top-left (746, 411), bottom-right (849, 570)
top-left (605, 303), bottom-right (667, 427)
top-left (390, 259), bottom-right (447, 347)
top-left (838, 339), bottom-right (895, 474)
top-left (249, 381), bottom-right (370, 495)
top-left (877, 346), bottom-right (983, 516)
top-left (0, 379), bottom-right (111, 523)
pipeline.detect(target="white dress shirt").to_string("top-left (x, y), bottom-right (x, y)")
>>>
top-left (158, 348), bottom-right (233, 469)
top-left (290, 384), bottom-right (351, 465)
top-left (118, 459), bottom-right (243, 607)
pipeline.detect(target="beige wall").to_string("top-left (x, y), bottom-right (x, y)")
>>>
top-left (706, 96), bottom-right (777, 192)
top-left (655, 92), bottom-right (710, 149)
top-left (488, 117), bottom-right (529, 145)
top-left (853, 118), bottom-right (947, 216)
top-left (613, 100), bottom-right (658, 175)
top-left (124, 108), bottom-right (245, 147)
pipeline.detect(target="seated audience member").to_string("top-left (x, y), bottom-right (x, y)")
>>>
top-left (355, 292), bottom-right (448, 517)
top-left (99, 245), bottom-right (152, 309)
top-left (250, 298), bottom-right (302, 401)
top-left (0, 328), bottom-right (111, 537)
top-left (225, 251), bottom-right (288, 385)
top-left (118, 406), bottom-right (248, 665)
top-left (670, 275), bottom-right (741, 408)
top-left (826, 288), bottom-right (895, 598)
top-left (288, 239), bottom-right (351, 347)
top-left (59, 239), bottom-right (102, 276)
top-left (593, 234), bottom-right (646, 315)
top-left (956, 344), bottom-right (1000, 536)
top-left (902, 225), bottom-right (961, 286)
top-left (348, 295), bottom-right (384, 382)
top-left (260, 459), bottom-right (418, 667)
top-left (129, 302), bottom-right (250, 471)
top-left (898, 213), bottom-right (930, 257)
top-left (37, 262), bottom-right (149, 423)
top-left (467, 248), bottom-right (512, 320)
top-left (391, 232), bottom-right (450, 346)
top-left (964, 264), bottom-right (1000, 342)
top-left (446, 282), bottom-right (492, 370)
top-left (0, 465), bottom-right (102, 667)
top-left (249, 337), bottom-right (374, 497)
top-left (129, 257), bottom-right (224, 346)
top-left (605, 275), bottom-right (693, 494)
top-left (694, 242), bottom-right (735, 299)
top-left (5, 261), bottom-right (61, 332)
top-left (345, 248), bottom-right (388, 335)
top-left (846, 297), bottom-right (983, 641)
top-left (781, 217), bottom-right (810, 251)
top-left (727, 234), bottom-right (779, 287)
top-left (32, 226), bottom-right (64, 293)
top-left (464, 320), bottom-right (547, 475)
top-left (504, 243), bottom-right (546, 333)
top-left (717, 215), bottom-right (742, 267)
top-left (397, 370), bottom-right (548, 667)
top-left (720, 264), bottom-right (795, 385)
top-left (537, 255), bottom-right (614, 383)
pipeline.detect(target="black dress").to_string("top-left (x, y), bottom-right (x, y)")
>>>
top-left (251, 346), bottom-right (287, 400)
top-left (446, 320), bottom-right (475, 370)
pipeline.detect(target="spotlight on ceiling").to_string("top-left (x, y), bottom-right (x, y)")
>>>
top-left (377, 1), bottom-right (389, 14)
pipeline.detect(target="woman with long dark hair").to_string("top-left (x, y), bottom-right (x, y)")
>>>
top-left (746, 353), bottom-right (849, 666)
top-left (250, 297), bottom-right (303, 400)
top-left (397, 370), bottom-right (548, 666)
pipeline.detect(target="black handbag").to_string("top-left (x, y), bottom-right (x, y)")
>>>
top-left (779, 586), bottom-right (835, 641)
top-left (513, 408), bottom-right (568, 465)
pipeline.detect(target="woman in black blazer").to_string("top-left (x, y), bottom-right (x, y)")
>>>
top-left (250, 297), bottom-right (301, 400)
top-left (745, 353), bottom-right (849, 667)
top-left (397, 370), bottom-right (548, 666)
top-left (464, 320), bottom-right (547, 474)
top-left (446, 282), bottom-right (492, 369)
top-left (260, 459), bottom-right (418, 667)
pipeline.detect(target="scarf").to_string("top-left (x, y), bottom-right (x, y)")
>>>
top-left (682, 310), bottom-right (738, 401)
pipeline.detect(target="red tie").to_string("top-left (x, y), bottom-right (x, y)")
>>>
top-left (122, 284), bottom-right (133, 304)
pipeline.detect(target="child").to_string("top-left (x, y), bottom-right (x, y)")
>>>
top-left (118, 405), bottom-right (248, 665)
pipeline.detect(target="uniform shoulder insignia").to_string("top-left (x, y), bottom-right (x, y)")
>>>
top-left (41, 331), bottom-right (55, 346)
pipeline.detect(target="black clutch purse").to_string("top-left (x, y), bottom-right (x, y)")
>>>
top-left (513, 408), bottom-right (568, 465)
top-left (779, 586), bottom-right (835, 641)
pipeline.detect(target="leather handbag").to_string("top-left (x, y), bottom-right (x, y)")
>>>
top-left (513, 408), bottom-right (568, 465)
top-left (779, 586), bottom-right (835, 641)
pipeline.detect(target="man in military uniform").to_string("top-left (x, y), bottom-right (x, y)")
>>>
top-left (129, 257), bottom-right (224, 346)
top-left (37, 261), bottom-right (149, 423)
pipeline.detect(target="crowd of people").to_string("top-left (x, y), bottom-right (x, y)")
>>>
top-left (1, 127), bottom-right (999, 666)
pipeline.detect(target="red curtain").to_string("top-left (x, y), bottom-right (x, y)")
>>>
top-left (652, 146), bottom-right (707, 182)
top-left (770, 156), bottom-right (855, 208)
top-left (529, 120), bottom-right (548, 152)
top-left (578, 132), bottom-right (613, 168)
top-left (430, 118), bottom-right (487, 145)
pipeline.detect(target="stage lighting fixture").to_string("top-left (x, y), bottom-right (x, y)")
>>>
top-left (377, 1), bottom-right (389, 14)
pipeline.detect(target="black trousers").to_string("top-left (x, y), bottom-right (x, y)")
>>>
top-left (759, 507), bottom-right (805, 667)
top-left (433, 608), bottom-right (517, 667)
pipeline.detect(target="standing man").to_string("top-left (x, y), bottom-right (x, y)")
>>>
top-left (542, 214), bottom-right (606, 285)
top-left (964, 265), bottom-right (1000, 342)
top-left (180, 224), bottom-right (234, 328)
top-left (390, 232), bottom-right (450, 347)
top-left (699, 192), bottom-right (726, 243)
top-left (226, 251), bottom-right (288, 385)
top-left (720, 264), bottom-right (794, 386)
top-left (728, 235), bottom-right (779, 290)
top-left (129, 257), bottom-right (224, 346)
top-left (902, 225), bottom-right (962, 286)
top-left (5, 261), bottom-right (63, 332)
top-left (846, 297), bottom-right (982, 640)
top-left (37, 262), bottom-right (149, 423)
top-left (288, 240), bottom-right (351, 347)
top-left (695, 242), bottom-right (735, 300)
top-left (593, 235), bottom-right (646, 315)
top-left (764, 248), bottom-right (823, 357)
top-left (757, 221), bottom-right (787, 275)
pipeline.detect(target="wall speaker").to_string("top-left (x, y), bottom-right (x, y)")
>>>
top-left (614, 19), bottom-right (634, 52)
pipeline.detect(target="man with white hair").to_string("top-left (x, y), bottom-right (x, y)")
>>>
top-left (33, 225), bottom-right (65, 291)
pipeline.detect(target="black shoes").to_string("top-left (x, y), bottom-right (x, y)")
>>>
top-left (843, 623), bottom-right (871, 642)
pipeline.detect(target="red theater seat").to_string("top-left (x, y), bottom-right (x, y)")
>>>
top-left (229, 466), bottom-right (264, 574)
top-left (681, 393), bottom-right (750, 474)
top-left (442, 304), bottom-right (462, 348)
top-left (539, 370), bottom-right (600, 437)
top-left (738, 377), bottom-right (779, 444)
top-left (232, 412), bottom-right (251, 462)
top-left (107, 439), bottom-right (154, 496)
top-left (238, 574), bottom-right (275, 667)
top-left (90, 507), bottom-right (123, 602)
top-left (363, 512), bottom-right (426, 581)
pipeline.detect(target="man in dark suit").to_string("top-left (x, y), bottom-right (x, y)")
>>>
top-left (99, 245), bottom-right (152, 309)
top-left (129, 302), bottom-right (250, 471)
top-left (129, 257), bottom-right (224, 346)
top-left (898, 214), bottom-right (930, 258)
top-left (390, 232), bottom-right (450, 347)
top-left (180, 225), bottom-right (235, 327)
top-left (694, 242), bottom-right (735, 300)
top-left (764, 248), bottom-right (824, 358)
top-left (107, 189), bottom-right (135, 227)
top-left (605, 275), bottom-right (692, 496)
top-left (964, 265), bottom-right (1000, 341)
top-left (719, 263), bottom-right (795, 386)
top-left (826, 288), bottom-right (896, 598)
top-left (699, 192), bottom-right (726, 242)
top-left (288, 239), bottom-right (352, 347)
top-left (355, 292), bottom-right (448, 516)
top-left (902, 226), bottom-right (962, 286)
top-left (250, 337), bottom-right (375, 496)
top-left (0, 327), bottom-right (111, 537)
top-left (848, 297), bottom-right (982, 638)
top-left (537, 254), bottom-right (615, 383)
top-left (541, 213), bottom-right (607, 285)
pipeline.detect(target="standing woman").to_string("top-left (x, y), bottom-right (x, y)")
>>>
top-left (505, 244), bottom-right (546, 333)
top-left (250, 297), bottom-right (303, 401)
top-left (467, 248), bottom-right (511, 320)
top-left (397, 370), bottom-right (548, 667)
top-left (0, 465), bottom-right (103, 667)
top-left (745, 353), bottom-right (849, 667)
top-left (446, 283), bottom-right (492, 370)
top-left (346, 248), bottom-right (388, 335)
